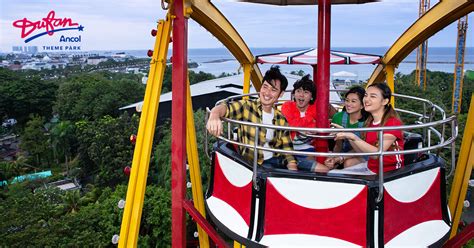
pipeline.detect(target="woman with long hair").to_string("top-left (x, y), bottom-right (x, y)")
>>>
top-left (331, 82), bottom-right (404, 174)
top-left (325, 86), bottom-right (368, 168)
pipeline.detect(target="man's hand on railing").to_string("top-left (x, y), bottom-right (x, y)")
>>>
top-left (207, 114), bottom-right (224, 137)
top-left (207, 104), bottom-right (227, 137)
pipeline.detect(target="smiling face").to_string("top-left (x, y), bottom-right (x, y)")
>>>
top-left (294, 87), bottom-right (312, 112)
top-left (259, 79), bottom-right (283, 112)
top-left (344, 92), bottom-right (363, 115)
top-left (363, 86), bottom-right (389, 114)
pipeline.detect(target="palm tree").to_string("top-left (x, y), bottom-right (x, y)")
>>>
top-left (62, 190), bottom-right (81, 213)
top-left (50, 121), bottom-right (75, 176)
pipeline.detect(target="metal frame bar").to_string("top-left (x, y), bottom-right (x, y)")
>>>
top-left (171, 0), bottom-right (188, 245)
top-left (205, 92), bottom-right (459, 207)
top-left (183, 200), bottom-right (228, 247)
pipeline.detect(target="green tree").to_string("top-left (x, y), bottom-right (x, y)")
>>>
top-left (75, 113), bottom-right (139, 186)
top-left (49, 120), bottom-right (76, 175)
top-left (61, 190), bottom-right (81, 213)
top-left (0, 68), bottom-right (58, 125)
top-left (161, 65), bottom-right (216, 93)
top-left (151, 109), bottom-right (213, 190)
top-left (20, 115), bottom-right (48, 166)
top-left (54, 71), bottom-right (145, 121)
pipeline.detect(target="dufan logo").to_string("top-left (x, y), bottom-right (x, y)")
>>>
top-left (12, 10), bottom-right (84, 43)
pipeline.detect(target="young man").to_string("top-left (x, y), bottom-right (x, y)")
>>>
top-left (206, 66), bottom-right (297, 170)
top-left (281, 75), bottom-right (333, 173)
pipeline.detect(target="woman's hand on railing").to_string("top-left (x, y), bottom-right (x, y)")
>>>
top-left (330, 123), bottom-right (343, 129)
top-left (334, 132), bottom-right (357, 141)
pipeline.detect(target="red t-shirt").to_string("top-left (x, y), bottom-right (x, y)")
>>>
top-left (366, 117), bottom-right (404, 173)
top-left (281, 101), bottom-right (317, 139)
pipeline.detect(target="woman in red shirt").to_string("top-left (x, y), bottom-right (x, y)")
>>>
top-left (333, 82), bottom-right (404, 174)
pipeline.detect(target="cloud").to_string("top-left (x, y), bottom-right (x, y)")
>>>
top-left (0, 0), bottom-right (470, 52)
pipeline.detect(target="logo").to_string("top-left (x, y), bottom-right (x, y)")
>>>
top-left (13, 10), bottom-right (84, 43)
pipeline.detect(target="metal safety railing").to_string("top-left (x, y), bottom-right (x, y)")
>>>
top-left (205, 90), bottom-right (458, 203)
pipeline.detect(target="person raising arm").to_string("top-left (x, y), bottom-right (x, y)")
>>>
top-left (206, 66), bottom-right (298, 171)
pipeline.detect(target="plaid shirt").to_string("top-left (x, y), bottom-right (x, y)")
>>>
top-left (223, 99), bottom-right (296, 166)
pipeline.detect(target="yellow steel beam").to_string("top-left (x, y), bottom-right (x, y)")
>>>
top-left (188, 0), bottom-right (263, 90)
top-left (448, 94), bottom-right (474, 238)
top-left (368, 0), bottom-right (474, 84)
top-left (118, 15), bottom-right (172, 248)
top-left (234, 241), bottom-right (246, 248)
top-left (185, 77), bottom-right (210, 248)
top-left (242, 63), bottom-right (251, 99)
top-left (385, 64), bottom-right (395, 106)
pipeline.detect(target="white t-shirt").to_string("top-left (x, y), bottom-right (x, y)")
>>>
top-left (292, 111), bottom-right (314, 151)
top-left (261, 109), bottom-right (275, 160)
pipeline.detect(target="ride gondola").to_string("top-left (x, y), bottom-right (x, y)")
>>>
top-left (205, 91), bottom-right (457, 247)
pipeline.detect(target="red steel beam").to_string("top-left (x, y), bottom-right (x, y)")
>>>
top-left (443, 222), bottom-right (474, 248)
top-left (314, 0), bottom-right (331, 163)
top-left (183, 200), bottom-right (229, 247)
top-left (171, 0), bottom-right (188, 246)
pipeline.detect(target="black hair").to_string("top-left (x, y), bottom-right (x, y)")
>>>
top-left (291, 74), bottom-right (316, 104)
top-left (262, 66), bottom-right (288, 93)
top-left (364, 82), bottom-right (401, 127)
top-left (342, 86), bottom-right (369, 121)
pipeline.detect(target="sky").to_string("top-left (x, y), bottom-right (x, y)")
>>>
top-left (0, 0), bottom-right (472, 52)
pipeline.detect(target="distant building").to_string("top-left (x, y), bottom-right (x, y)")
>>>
top-left (11, 46), bottom-right (38, 54)
top-left (86, 56), bottom-right (108, 65)
top-left (7, 64), bottom-right (22, 71)
top-left (112, 52), bottom-right (130, 61)
top-left (47, 178), bottom-right (81, 191)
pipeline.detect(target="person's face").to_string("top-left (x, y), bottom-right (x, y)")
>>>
top-left (363, 86), bottom-right (389, 114)
top-left (259, 80), bottom-right (283, 109)
top-left (294, 87), bottom-right (312, 111)
top-left (344, 93), bottom-right (363, 114)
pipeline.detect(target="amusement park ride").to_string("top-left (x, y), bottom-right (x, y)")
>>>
top-left (116, 0), bottom-right (474, 247)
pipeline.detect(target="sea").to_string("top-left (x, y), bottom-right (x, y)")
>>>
top-left (109, 47), bottom-right (473, 81)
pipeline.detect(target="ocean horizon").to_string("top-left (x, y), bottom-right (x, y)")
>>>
top-left (3, 47), bottom-right (472, 80)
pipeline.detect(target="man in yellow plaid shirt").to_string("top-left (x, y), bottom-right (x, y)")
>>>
top-left (207, 67), bottom-right (297, 170)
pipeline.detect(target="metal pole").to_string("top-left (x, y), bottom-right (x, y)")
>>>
top-left (253, 126), bottom-right (260, 190)
top-left (315, 0), bottom-right (331, 164)
top-left (171, 0), bottom-right (188, 245)
top-left (377, 130), bottom-right (384, 203)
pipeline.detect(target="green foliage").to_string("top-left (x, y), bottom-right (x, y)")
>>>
top-left (0, 183), bottom-right (171, 247)
top-left (190, 70), bottom-right (218, 84)
top-left (151, 109), bottom-right (213, 191)
top-left (0, 185), bottom-right (62, 246)
top-left (290, 70), bottom-right (306, 76)
top-left (0, 155), bottom-right (37, 182)
top-left (394, 70), bottom-right (473, 169)
top-left (54, 71), bottom-right (145, 121)
top-left (140, 186), bottom-right (172, 247)
top-left (395, 70), bottom-right (474, 114)
top-left (20, 115), bottom-right (49, 166)
top-left (49, 120), bottom-right (77, 175)
top-left (161, 65), bottom-right (216, 93)
top-left (0, 68), bottom-right (58, 125)
top-left (75, 113), bottom-right (139, 187)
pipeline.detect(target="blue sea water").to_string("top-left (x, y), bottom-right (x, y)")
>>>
top-left (122, 47), bottom-right (473, 81)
